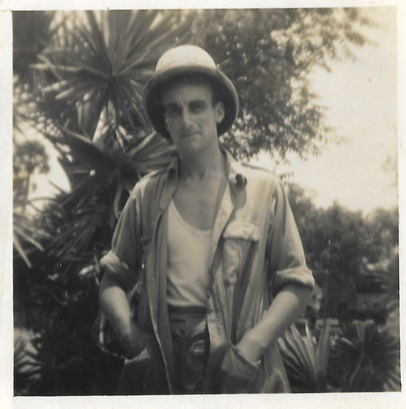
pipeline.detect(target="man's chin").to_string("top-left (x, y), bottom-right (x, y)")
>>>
top-left (178, 141), bottom-right (205, 157)
top-left (180, 132), bottom-right (199, 139)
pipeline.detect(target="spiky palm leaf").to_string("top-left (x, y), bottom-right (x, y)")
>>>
top-left (278, 319), bottom-right (331, 392)
top-left (14, 329), bottom-right (43, 395)
top-left (13, 210), bottom-right (47, 268)
top-left (13, 138), bottom-right (52, 267)
top-left (32, 10), bottom-right (193, 138)
top-left (330, 320), bottom-right (400, 391)
top-left (39, 125), bottom-right (177, 266)
top-left (13, 10), bottom-right (199, 395)
top-left (17, 8), bottom-right (193, 294)
top-left (26, 11), bottom-right (189, 264)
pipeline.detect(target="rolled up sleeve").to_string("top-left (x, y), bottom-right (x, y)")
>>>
top-left (267, 180), bottom-right (314, 295)
top-left (100, 188), bottom-right (142, 292)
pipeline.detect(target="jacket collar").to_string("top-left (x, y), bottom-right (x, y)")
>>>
top-left (166, 149), bottom-right (248, 189)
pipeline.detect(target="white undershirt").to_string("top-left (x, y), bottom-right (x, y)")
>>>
top-left (167, 199), bottom-right (212, 308)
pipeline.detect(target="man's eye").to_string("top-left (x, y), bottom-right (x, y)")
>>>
top-left (165, 107), bottom-right (180, 117)
top-left (190, 103), bottom-right (205, 112)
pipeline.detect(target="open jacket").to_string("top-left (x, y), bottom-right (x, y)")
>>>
top-left (101, 150), bottom-right (314, 394)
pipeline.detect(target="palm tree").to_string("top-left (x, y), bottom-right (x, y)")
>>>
top-left (13, 10), bottom-right (198, 395)
top-left (329, 320), bottom-right (400, 391)
top-left (278, 320), bottom-right (332, 392)
top-left (13, 11), bottom-right (57, 268)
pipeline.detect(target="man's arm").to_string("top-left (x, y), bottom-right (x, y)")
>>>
top-left (236, 284), bottom-right (311, 363)
top-left (237, 178), bottom-right (313, 363)
top-left (99, 185), bottom-right (151, 358)
top-left (99, 274), bottom-right (151, 358)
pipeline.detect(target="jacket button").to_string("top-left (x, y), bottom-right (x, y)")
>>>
top-left (235, 174), bottom-right (246, 187)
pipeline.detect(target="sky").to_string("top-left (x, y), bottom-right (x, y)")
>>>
top-left (28, 7), bottom-right (398, 216)
top-left (253, 6), bottom-right (398, 214)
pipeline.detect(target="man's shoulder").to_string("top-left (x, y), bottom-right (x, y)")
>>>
top-left (139, 168), bottom-right (167, 186)
top-left (237, 161), bottom-right (281, 187)
top-left (131, 167), bottom-right (169, 197)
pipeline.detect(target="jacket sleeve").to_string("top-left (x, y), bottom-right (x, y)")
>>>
top-left (267, 179), bottom-right (314, 296)
top-left (100, 188), bottom-right (143, 292)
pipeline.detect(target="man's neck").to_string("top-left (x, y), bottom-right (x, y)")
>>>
top-left (178, 146), bottom-right (226, 181)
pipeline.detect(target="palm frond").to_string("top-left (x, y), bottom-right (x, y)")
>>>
top-left (14, 329), bottom-right (43, 395)
top-left (32, 10), bottom-right (195, 139)
top-left (316, 318), bottom-right (331, 372)
top-left (278, 320), bottom-right (331, 392)
top-left (13, 208), bottom-right (51, 268)
top-left (330, 320), bottom-right (400, 392)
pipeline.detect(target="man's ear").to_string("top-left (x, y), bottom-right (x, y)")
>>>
top-left (163, 114), bottom-right (169, 131)
top-left (215, 102), bottom-right (225, 124)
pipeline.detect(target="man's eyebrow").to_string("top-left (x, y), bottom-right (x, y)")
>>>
top-left (163, 99), bottom-right (207, 109)
top-left (189, 99), bottom-right (207, 105)
top-left (163, 102), bottom-right (179, 110)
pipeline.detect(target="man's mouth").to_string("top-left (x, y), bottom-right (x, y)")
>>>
top-left (180, 132), bottom-right (198, 138)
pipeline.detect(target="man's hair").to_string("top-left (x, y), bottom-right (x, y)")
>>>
top-left (160, 73), bottom-right (223, 107)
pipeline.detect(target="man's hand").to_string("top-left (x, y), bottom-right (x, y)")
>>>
top-left (236, 284), bottom-right (312, 363)
top-left (118, 321), bottom-right (152, 359)
top-left (236, 331), bottom-right (263, 364)
top-left (99, 275), bottom-right (152, 359)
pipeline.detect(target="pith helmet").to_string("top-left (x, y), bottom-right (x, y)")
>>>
top-left (143, 45), bottom-right (239, 139)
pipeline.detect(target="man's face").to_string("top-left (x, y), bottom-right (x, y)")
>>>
top-left (161, 80), bottom-right (225, 157)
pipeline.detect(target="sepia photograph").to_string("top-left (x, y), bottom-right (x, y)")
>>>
top-left (2, 1), bottom-right (404, 407)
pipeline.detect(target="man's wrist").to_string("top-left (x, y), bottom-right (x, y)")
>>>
top-left (237, 329), bottom-right (267, 363)
top-left (120, 322), bottom-right (152, 358)
top-left (115, 319), bottom-right (134, 341)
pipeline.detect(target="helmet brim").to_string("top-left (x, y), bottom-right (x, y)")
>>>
top-left (143, 65), bottom-right (239, 139)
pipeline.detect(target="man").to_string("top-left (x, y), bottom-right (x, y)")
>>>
top-left (99, 45), bottom-right (314, 394)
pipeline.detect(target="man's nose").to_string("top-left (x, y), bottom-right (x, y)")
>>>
top-left (180, 109), bottom-right (193, 128)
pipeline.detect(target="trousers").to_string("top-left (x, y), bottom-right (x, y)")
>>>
top-left (169, 306), bottom-right (210, 394)
top-left (116, 306), bottom-right (209, 395)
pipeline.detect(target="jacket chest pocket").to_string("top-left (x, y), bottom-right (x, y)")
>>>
top-left (221, 222), bottom-right (259, 286)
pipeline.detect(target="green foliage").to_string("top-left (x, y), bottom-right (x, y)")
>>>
top-left (32, 11), bottom-right (193, 137)
top-left (200, 8), bottom-right (372, 160)
top-left (13, 211), bottom-right (47, 269)
top-left (279, 319), bottom-right (400, 393)
top-left (13, 10), bottom-right (195, 395)
top-left (287, 183), bottom-right (398, 319)
top-left (330, 320), bottom-right (400, 391)
top-left (13, 140), bottom-right (51, 267)
top-left (13, 11), bottom-right (58, 88)
top-left (14, 9), bottom-right (192, 272)
top-left (13, 140), bottom-right (50, 176)
top-left (14, 329), bottom-right (42, 396)
top-left (14, 254), bottom-right (124, 395)
top-left (365, 208), bottom-right (398, 262)
top-left (278, 320), bottom-right (332, 393)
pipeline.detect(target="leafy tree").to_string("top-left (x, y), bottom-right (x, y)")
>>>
top-left (13, 140), bottom-right (50, 204)
top-left (287, 184), bottom-right (399, 321)
top-left (365, 207), bottom-right (398, 262)
top-left (200, 8), bottom-right (373, 160)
